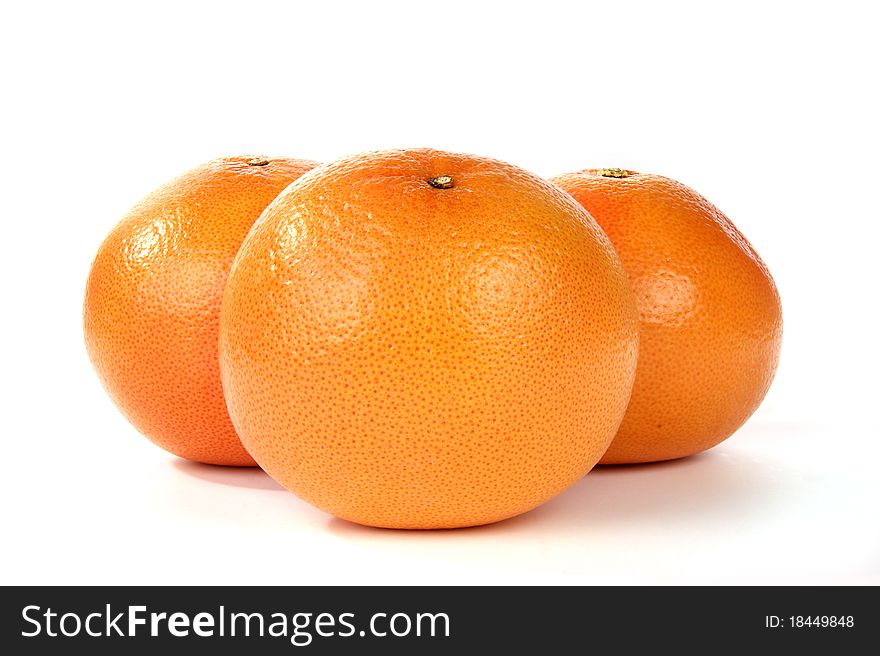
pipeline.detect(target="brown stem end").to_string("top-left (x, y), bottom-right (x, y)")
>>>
top-left (599, 167), bottom-right (631, 178)
top-left (427, 175), bottom-right (454, 189)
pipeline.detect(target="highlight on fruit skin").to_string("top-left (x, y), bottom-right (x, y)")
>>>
top-left (84, 155), bottom-right (319, 466)
top-left (551, 168), bottom-right (783, 464)
top-left (219, 147), bottom-right (640, 529)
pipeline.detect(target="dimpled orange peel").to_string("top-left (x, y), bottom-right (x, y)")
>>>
top-left (219, 148), bottom-right (640, 528)
top-left (84, 156), bottom-right (319, 465)
top-left (552, 168), bottom-right (782, 464)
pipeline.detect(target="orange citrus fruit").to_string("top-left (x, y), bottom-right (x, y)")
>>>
top-left (551, 168), bottom-right (782, 464)
top-left (219, 148), bottom-right (639, 528)
top-left (84, 155), bottom-right (319, 465)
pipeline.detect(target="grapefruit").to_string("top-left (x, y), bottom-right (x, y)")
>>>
top-left (552, 167), bottom-right (782, 464)
top-left (219, 148), bottom-right (639, 528)
top-left (84, 155), bottom-right (318, 465)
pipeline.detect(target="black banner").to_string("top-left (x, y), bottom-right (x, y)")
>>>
top-left (1, 586), bottom-right (875, 653)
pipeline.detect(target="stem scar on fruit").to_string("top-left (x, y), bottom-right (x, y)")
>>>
top-left (247, 157), bottom-right (271, 167)
top-left (427, 175), bottom-right (454, 189)
top-left (599, 168), bottom-right (630, 178)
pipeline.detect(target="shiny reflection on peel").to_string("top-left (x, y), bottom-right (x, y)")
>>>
top-left (277, 211), bottom-right (309, 263)
top-left (630, 270), bottom-right (698, 326)
top-left (125, 218), bottom-right (174, 264)
top-left (454, 247), bottom-right (537, 333)
top-left (275, 210), bottom-right (375, 346)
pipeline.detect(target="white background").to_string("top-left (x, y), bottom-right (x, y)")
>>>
top-left (2, 1), bottom-right (877, 585)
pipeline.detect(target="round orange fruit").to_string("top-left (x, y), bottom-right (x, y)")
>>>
top-left (551, 168), bottom-right (782, 464)
top-left (84, 155), bottom-right (319, 466)
top-left (219, 148), bottom-right (639, 528)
